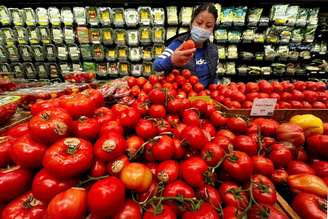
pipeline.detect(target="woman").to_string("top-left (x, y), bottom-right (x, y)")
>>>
top-left (153, 3), bottom-right (218, 87)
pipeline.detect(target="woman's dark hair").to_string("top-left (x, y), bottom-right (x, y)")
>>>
top-left (191, 3), bottom-right (218, 24)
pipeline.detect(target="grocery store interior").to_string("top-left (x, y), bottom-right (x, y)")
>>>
top-left (0, 0), bottom-right (327, 218)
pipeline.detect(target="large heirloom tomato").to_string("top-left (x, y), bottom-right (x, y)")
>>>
top-left (60, 94), bottom-right (96, 118)
top-left (306, 134), bottom-right (328, 160)
top-left (292, 192), bottom-right (327, 219)
top-left (0, 166), bottom-right (32, 204)
top-left (43, 138), bottom-right (93, 179)
top-left (32, 169), bottom-right (78, 203)
top-left (120, 163), bottom-right (152, 193)
top-left (29, 108), bottom-right (72, 145)
top-left (46, 187), bottom-right (87, 219)
top-left (94, 133), bottom-right (127, 161)
top-left (276, 123), bottom-right (305, 147)
top-left (10, 135), bottom-right (47, 168)
top-left (6, 122), bottom-right (29, 138)
top-left (88, 177), bottom-right (126, 218)
top-left (1, 192), bottom-right (46, 219)
top-left (81, 88), bottom-right (104, 108)
top-left (0, 136), bottom-right (14, 167)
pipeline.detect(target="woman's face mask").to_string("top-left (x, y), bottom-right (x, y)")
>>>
top-left (190, 26), bottom-right (212, 43)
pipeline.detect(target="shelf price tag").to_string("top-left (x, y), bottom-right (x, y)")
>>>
top-left (250, 98), bottom-right (277, 116)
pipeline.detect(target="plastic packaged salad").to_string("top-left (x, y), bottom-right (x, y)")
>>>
top-left (152, 8), bottom-right (165, 26)
top-left (64, 27), bottom-right (75, 45)
top-left (48, 7), bottom-right (61, 26)
top-left (73, 7), bottom-right (86, 25)
top-left (86, 7), bottom-right (99, 26)
top-left (102, 28), bottom-right (114, 45)
top-left (242, 29), bottom-right (255, 42)
top-left (61, 8), bottom-right (74, 26)
top-left (80, 44), bottom-right (92, 60)
top-left (166, 7), bottom-right (178, 25)
top-left (296, 8), bottom-right (308, 27)
top-left (140, 27), bottom-right (152, 44)
top-left (247, 8), bottom-right (263, 26)
top-left (215, 29), bottom-right (227, 42)
top-left (52, 27), bottom-right (63, 45)
top-left (308, 8), bottom-right (319, 25)
top-left (108, 62), bottom-right (119, 77)
top-left (10, 8), bottom-right (24, 26)
top-left (36, 7), bottom-right (49, 26)
top-left (142, 62), bottom-right (153, 77)
top-left (19, 45), bottom-right (33, 61)
top-left (0, 6), bottom-right (11, 26)
top-left (89, 28), bottom-right (102, 44)
top-left (270, 4), bottom-right (288, 25)
top-left (92, 44), bottom-right (105, 61)
top-left (166, 27), bottom-right (177, 40)
top-left (97, 62), bottom-right (108, 77)
top-left (125, 8), bottom-right (138, 27)
top-left (24, 8), bottom-right (36, 26)
top-left (228, 30), bottom-right (241, 43)
top-left (233, 6), bottom-right (247, 26)
top-left (39, 27), bottom-right (51, 44)
top-left (112, 8), bottom-right (125, 27)
top-left (7, 46), bottom-right (20, 62)
top-left (2, 28), bottom-right (16, 45)
top-left (220, 7), bottom-right (234, 26)
top-left (114, 29), bottom-right (127, 45)
top-left (45, 44), bottom-right (57, 61)
top-left (153, 27), bottom-right (165, 43)
top-left (254, 32), bottom-right (265, 43)
top-left (131, 64), bottom-right (142, 76)
top-left (57, 45), bottom-right (68, 61)
top-left (117, 46), bottom-right (128, 60)
top-left (24, 62), bottom-right (37, 79)
top-left (31, 45), bottom-right (45, 61)
top-left (180, 7), bottom-right (193, 26)
top-left (139, 7), bottom-right (152, 26)
top-left (218, 46), bottom-right (226, 60)
top-left (68, 44), bottom-right (80, 61)
top-left (286, 6), bottom-right (299, 26)
top-left (153, 44), bottom-right (165, 58)
top-left (142, 47), bottom-right (153, 61)
top-left (76, 27), bottom-right (89, 44)
top-left (106, 47), bottom-right (117, 61)
top-left (28, 27), bottom-right (41, 45)
top-left (99, 7), bottom-right (112, 26)
top-left (127, 30), bottom-right (139, 46)
top-left (129, 47), bottom-right (141, 62)
top-left (119, 61), bottom-right (130, 76)
top-left (0, 46), bottom-right (8, 63)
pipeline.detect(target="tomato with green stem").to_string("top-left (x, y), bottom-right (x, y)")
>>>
top-left (248, 204), bottom-right (288, 219)
top-left (181, 157), bottom-right (209, 188)
top-left (219, 182), bottom-right (249, 210)
top-left (223, 151), bottom-right (253, 182)
top-left (182, 202), bottom-right (219, 219)
top-left (143, 205), bottom-right (176, 219)
top-left (198, 185), bottom-right (221, 209)
top-left (251, 174), bottom-right (277, 205)
top-left (113, 199), bottom-right (142, 219)
top-left (201, 142), bottom-right (225, 167)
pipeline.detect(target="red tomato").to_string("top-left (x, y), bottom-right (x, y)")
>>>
top-left (81, 89), bottom-right (104, 108)
top-left (269, 148), bottom-right (293, 168)
top-left (182, 109), bottom-right (201, 126)
top-left (43, 138), bottom-right (93, 179)
top-left (89, 160), bottom-right (107, 177)
top-left (312, 160), bottom-right (328, 178)
top-left (136, 119), bottom-right (158, 140)
top-left (127, 77), bottom-right (137, 87)
top-left (94, 133), bottom-right (127, 162)
top-left (0, 136), bottom-right (14, 167)
top-left (143, 82), bottom-right (153, 93)
top-left (181, 39), bottom-right (196, 50)
top-left (252, 118), bottom-right (279, 137)
top-left (113, 200), bottom-right (142, 219)
top-left (181, 157), bottom-right (208, 188)
top-left (280, 92), bottom-right (292, 101)
top-left (189, 75), bottom-right (199, 85)
top-left (232, 135), bottom-right (258, 156)
top-left (210, 111), bottom-right (227, 127)
top-left (107, 155), bottom-right (130, 176)
top-left (246, 82), bottom-right (259, 93)
top-left (287, 161), bottom-right (315, 175)
top-left (149, 89), bottom-right (166, 105)
top-left (149, 104), bottom-right (166, 118)
top-left (219, 182), bottom-right (249, 210)
top-left (303, 90), bottom-right (318, 102)
top-left (227, 117), bottom-right (247, 134)
top-left (156, 160), bottom-right (179, 183)
top-left (251, 174), bottom-right (277, 205)
top-left (0, 166), bottom-right (32, 204)
top-left (216, 129), bottom-right (235, 141)
top-left (252, 156), bottom-right (275, 177)
top-left (1, 192), bottom-right (46, 219)
top-left (271, 169), bottom-right (288, 185)
top-left (193, 83), bottom-right (205, 92)
top-left (222, 206), bottom-right (241, 219)
top-left (198, 185), bottom-right (221, 208)
top-left (130, 85), bottom-right (141, 97)
top-left (271, 81), bottom-right (284, 92)
top-left (126, 135), bottom-right (144, 159)
top-left (100, 120), bottom-right (124, 136)
top-left (46, 187), bottom-right (87, 219)
top-left (258, 80), bottom-right (273, 93)
top-left (307, 134), bottom-right (328, 160)
top-left (291, 101), bottom-right (304, 109)
top-left (88, 177), bottom-right (125, 218)
top-left (31, 99), bottom-right (60, 116)
top-left (173, 138), bottom-right (186, 160)
top-left (6, 122), bottom-right (29, 138)
top-left (292, 193), bottom-right (327, 219)
top-left (276, 123), bottom-right (305, 147)
top-left (270, 92), bottom-right (281, 101)
top-left (182, 125), bottom-right (209, 150)
top-left (72, 116), bottom-right (100, 142)
top-left (281, 81), bottom-right (294, 92)
top-left (60, 94), bottom-right (96, 118)
top-left (119, 107), bottom-right (140, 128)
top-left (248, 204), bottom-right (288, 219)
top-left (182, 202), bottom-right (219, 219)
top-left (136, 77), bottom-right (147, 87)
top-left (223, 151), bottom-right (253, 182)
top-left (29, 108), bottom-right (72, 145)
top-left (294, 81), bottom-right (306, 91)
top-left (201, 142), bottom-right (225, 166)
top-left (167, 98), bottom-right (183, 114)
top-left (312, 101), bottom-right (326, 109)
top-left (32, 169), bottom-right (78, 203)
top-left (151, 135), bottom-right (175, 161)
top-left (94, 107), bottom-right (116, 125)
top-left (120, 163), bottom-right (152, 193)
top-left (278, 101), bottom-right (292, 109)
top-left (143, 205), bottom-right (176, 219)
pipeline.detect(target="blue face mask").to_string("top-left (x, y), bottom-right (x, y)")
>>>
top-left (190, 26), bottom-right (212, 43)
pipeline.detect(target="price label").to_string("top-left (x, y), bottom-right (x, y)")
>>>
top-left (250, 98), bottom-right (277, 116)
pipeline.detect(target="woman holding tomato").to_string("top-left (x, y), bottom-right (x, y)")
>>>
top-left (153, 3), bottom-right (218, 87)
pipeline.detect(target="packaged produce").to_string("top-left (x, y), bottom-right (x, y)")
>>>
top-left (73, 7), bottom-right (86, 25)
top-left (108, 62), bottom-right (119, 77)
top-left (68, 44), bottom-right (80, 61)
top-left (48, 63), bottom-right (60, 79)
top-left (112, 8), bottom-right (125, 27)
top-left (277, 46), bottom-right (289, 60)
top-left (99, 7), bottom-right (112, 26)
top-left (0, 96), bottom-right (20, 124)
top-left (89, 28), bottom-right (102, 44)
top-left (11, 63), bottom-right (25, 78)
top-left (228, 30), bottom-right (241, 43)
top-left (64, 27), bottom-right (75, 45)
top-left (9, 8), bottom-right (24, 26)
top-left (63, 71), bottom-right (95, 83)
top-left (226, 62), bottom-right (236, 75)
top-left (106, 47), bottom-right (117, 61)
top-left (214, 4), bottom-right (221, 24)
top-left (240, 51), bottom-right (254, 60)
top-left (114, 29), bottom-right (127, 45)
top-left (248, 66), bottom-right (262, 75)
top-left (304, 25), bottom-right (317, 43)
top-left (166, 27), bottom-right (177, 40)
top-left (92, 44), bottom-right (104, 61)
top-left (140, 27), bottom-right (152, 44)
top-left (286, 63), bottom-right (296, 75)
top-left (59, 62), bottom-right (71, 74)
top-left (61, 8), bottom-right (74, 26)
top-left (57, 45), bottom-right (68, 61)
top-left (142, 62), bottom-right (153, 76)
top-left (227, 45), bottom-right (238, 59)
top-left (286, 6), bottom-right (299, 26)
top-left (259, 16), bottom-right (270, 26)
top-left (142, 47), bottom-right (153, 61)
top-left (152, 8), bottom-right (165, 26)
top-left (72, 63), bottom-right (82, 72)
top-left (247, 8), bottom-right (263, 26)
top-left (296, 8), bottom-right (308, 27)
top-left (237, 65), bottom-right (248, 75)
top-left (127, 30), bottom-right (139, 46)
top-left (289, 50), bottom-right (299, 60)
top-left (31, 45), bottom-right (45, 61)
top-left (7, 45), bottom-right (20, 62)
top-left (39, 27), bottom-right (51, 44)
top-left (131, 64), bottom-right (142, 76)
top-left (28, 27), bottom-right (41, 45)
top-left (218, 46), bottom-right (226, 60)
top-left (125, 8), bottom-right (138, 27)
top-left (52, 27), bottom-right (63, 45)
top-left (271, 63), bottom-right (286, 75)
top-left (102, 28), bottom-right (114, 45)
top-left (180, 7), bottom-right (193, 26)
top-left (48, 7), bottom-right (61, 26)
top-left (153, 27), bottom-right (165, 43)
top-left (280, 28), bottom-right (292, 43)
top-left (233, 6), bottom-right (247, 26)
top-left (215, 29), bottom-right (227, 42)
top-left (36, 7), bottom-right (48, 26)
top-left (2, 28), bottom-right (15, 45)
top-left (24, 62), bottom-right (37, 79)
top-left (266, 28), bottom-right (279, 44)
top-left (300, 50), bottom-right (311, 60)
top-left (264, 46), bottom-right (276, 61)
top-left (117, 46), bottom-right (128, 61)
top-left (45, 44), bottom-right (57, 61)
top-left (242, 29), bottom-right (255, 42)
top-left (254, 32), bottom-right (265, 43)
top-left (15, 27), bottom-right (29, 45)
top-left (19, 45), bottom-right (32, 61)
top-left (86, 7), bottom-right (99, 26)
top-left (36, 63), bottom-right (49, 79)
top-left (76, 27), bottom-right (89, 44)
top-left (97, 62), bottom-right (108, 77)
top-left (153, 44), bottom-right (164, 58)
top-left (255, 52), bottom-right (264, 61)
top-left (0, 46), bottom-right (8, 63)
top-left (271, 4), bottom-right (288, 25)
top-left (0, 6), bottom-right (11, 26)
top-left (217, 63), bottom-right (225, 75)
top-left (139, 7), bottom-right (152, 26)
top-left (129, 47), bottom-right (141, 62)
top-left (308, 8), bottom-right (319, 25)
top-left (291, 28), bottom-right (303, 43)
top-left (220, 7), bottom-right (234, 26)
top-left (83, 62), bottom-right (96, 73)
top-left (24, 8), bottom-right (36, 26)
top-left (262, 66), bottom-right (272, 75)
top-left (166, 6), bottom-right (178, 25)
top-left (119, 61), bottom-right (130, 76)
top-left (178, 27), bottom-right (189, 35)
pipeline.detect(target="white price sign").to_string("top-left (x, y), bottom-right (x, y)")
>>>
top-left (250, 98), bottom-right (277, 116)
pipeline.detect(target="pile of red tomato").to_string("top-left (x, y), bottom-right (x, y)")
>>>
top-left (208, 80), bottom-right (328, 109)
top-left (0, 70), bottom-right (327, 219)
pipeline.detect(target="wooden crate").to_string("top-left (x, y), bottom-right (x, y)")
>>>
top-left (276, 192), bottom-right (301, 219)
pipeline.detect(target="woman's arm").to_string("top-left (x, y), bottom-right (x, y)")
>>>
top-left (152, 40), bottom-right (181, 72)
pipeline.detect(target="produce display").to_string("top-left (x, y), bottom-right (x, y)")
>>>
top-left (0, 69), bottom-right (327, 218)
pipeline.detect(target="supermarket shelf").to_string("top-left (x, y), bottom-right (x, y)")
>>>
top-left (223, 73), bottom-right (328, 82)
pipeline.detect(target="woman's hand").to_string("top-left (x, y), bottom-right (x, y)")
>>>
top-left (171, 44), bottom-right (196, 67)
